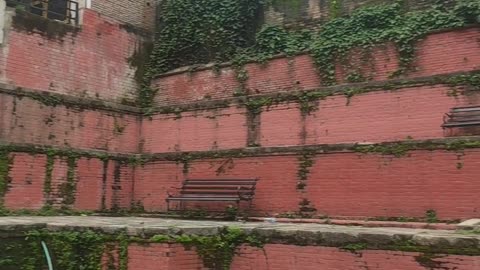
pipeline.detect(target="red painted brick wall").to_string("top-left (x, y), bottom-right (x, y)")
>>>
top-left (135, 149), bottom-right (480, 220)
top-left (4, 153), bottom-right (46, 209)
top-left (132, 160), bottom-right (183, 211)
top-left (139, 26), bottom-right (480, 220)
top-left (0, 9), bottom-right (143, 104)
top-left (2, 7), bottom-right (480, 225)
top-left (141, 107), bottom-right (247, 153)
top-left (2, 153), bottom-right (133, 211)
top-left (152, 27), bottom-right (480, 107)
top-left (119, 243), bottom-right (480, 270)
top-left (0, 92), bottom-right (140, 153)
top-left (0, 7), bottom-right (143, 212)
top-left (127, 243), bottom-right (204, 270)
top-left (142, 84), bottom-right (479, 153)
top-left (266, 85), bottom-right (480, 147)
top-left (230, 245), bottom-right (480, 270)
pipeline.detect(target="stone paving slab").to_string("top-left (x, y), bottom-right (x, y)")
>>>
top-left (0, 216), bottom-right (479, 250)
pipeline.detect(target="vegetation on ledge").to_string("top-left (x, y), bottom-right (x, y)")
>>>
top-left (1, 225), bottom-right (480, 270)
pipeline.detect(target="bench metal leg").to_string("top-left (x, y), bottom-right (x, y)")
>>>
top-left (236, 201), bottom-right (241, 219)
top-left (246, 200), bottom-right (254, 218)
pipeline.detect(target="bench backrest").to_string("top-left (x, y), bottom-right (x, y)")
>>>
top-left (181, 179), bottom-right (257, 197)
top-left (443, 106), bottom-right (480, 128)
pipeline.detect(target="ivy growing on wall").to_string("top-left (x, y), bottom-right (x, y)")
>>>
top-left (139, 0), bottom-right (265, 107)
top-left (0, 227), bottom-right (265, 270)
top-left (0, 150), bottom-right (12, 207)
top-left (0, 230), bottom-right (115, 270)
top-left (150, 0), bottom-right (263, 73)
top-left (142, 0), bottom-right (480, 108)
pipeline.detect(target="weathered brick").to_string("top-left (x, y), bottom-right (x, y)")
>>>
top-left (135, 149), bottom-right (480, 220)
top-left (1, 9), bottom-right (145, 103)
top-left (152, 27), bottom-right (480, 107)
top-left (0, 92), bottom-right (140, 153)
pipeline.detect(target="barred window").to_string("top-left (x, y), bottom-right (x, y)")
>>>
top-left (6, 0), bottom-right (79, 25)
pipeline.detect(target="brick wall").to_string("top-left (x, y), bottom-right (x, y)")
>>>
top-left (122, 243), bottom-right (480, 270)
top-left (135, 149), bottom-right (480, 220)
top-left (264, 85), bottom-right (478, 147)
top-left (127, 243), bottom-right (204, 270)
top-left (0, 6), bottom-right (144, 213)
top-left (142, 84), bottom-right (478, 153)
top-left (0, 8), bottom-right (145, 104)
top-left (231, 244), bottom-right (480, 270)
top-left (1, 4), bottom-right (480, 223)
top-left (152, 27), bottom-right (480, 107)
top-left (2, 153), bottom-right (134, 211)
top-left (91, 0), bottom-right (159, 31)
top-left (137, 26), bottom-right (480, 219)
top-left (141, 106), bottom-right (247, 153)
top-left (0, 91), bottom-right (140, 153)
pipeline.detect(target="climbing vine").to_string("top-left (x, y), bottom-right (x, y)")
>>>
top-left (43, 150), bottom-right (55, 205)
top-left (142, 0), bottom-right (480, 108)
top-left (139, 0), bottom-right (265, 108)
top-left (59, 156), bottom-right (77, 207)
top-left (2, 226), bottom-right (480, 269)
top-left (0, 230), bottom-right (112, 270)
top-left (151, 227), bottom-right (264, 270)
top-left (329, 0), bottom-right (343, 18)
top-left (310, 2), bottom-right (467, 85)
top-left (150, 0), bottom-right (263, 74)
top-left (0, 150), bottom-right (12, 207)
top-left (297, 150), bottom-right (315, 190)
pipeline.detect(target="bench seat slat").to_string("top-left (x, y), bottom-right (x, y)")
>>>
top-left (181, 190), bottom-right (253, 194)
top-left (185, 178), bottom-right (256, 181)
top-left (452, 107), bottom-right (480, 113)
top-left (451, 110), bottom-right (480, 114)
top-left (451, 114), bottom-right (480, 119)
top-left (443, 121), bottom-right (480, 127)
top-left (182, 187), bottom-right (254, 191)
top-left (449, 118), bottom-right (480, 122)
top-left (167, 197), bottom-right (241, 201)
top-left (171, 195), bottom-right (240, 199)
top-left (183, 182), bottom-right (256, 186)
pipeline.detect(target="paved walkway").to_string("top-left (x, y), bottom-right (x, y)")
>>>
top-left (0, 216), bottom-right (479, 248)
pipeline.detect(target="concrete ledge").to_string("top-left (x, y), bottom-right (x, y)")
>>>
top-left (0, 83), bottom-right (141, 114)
top-left (249, 217), bottom-right (458, 230)
top-left (0, 142), bottom-right (138, 159)
top-left (0, 216), bottom-right (479, 254)
top-left (458, 219), bottom-right (480, 230)
top-left (149, 70), bottom-right (480, 115)
top-left (145, 136), bottom-right (480, 161)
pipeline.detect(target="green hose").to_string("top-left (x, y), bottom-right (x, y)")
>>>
top-left (41, 241), bottom-right (54, 270)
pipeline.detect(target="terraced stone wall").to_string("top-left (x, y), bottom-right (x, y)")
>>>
top-left (139, 26), bottom-right (480, 220)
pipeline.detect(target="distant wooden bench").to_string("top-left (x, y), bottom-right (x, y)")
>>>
top-left (166, 179), bottom-right (257, 211)
top-left (443, 106), bottom-right (480, 128)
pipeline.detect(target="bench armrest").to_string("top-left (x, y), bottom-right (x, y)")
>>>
top-left (166, 186), bottom-right (181, 197)
top-left (237, 186), bottom-right (253, 200)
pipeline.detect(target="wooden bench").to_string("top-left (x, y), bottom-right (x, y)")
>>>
top-left (443, 106), bottom-right (480, 128)
top-left (166, 178), bottom-right (257, 211)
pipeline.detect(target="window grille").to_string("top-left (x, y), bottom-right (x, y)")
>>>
top-left (6, 0), bottom-right (79, 25)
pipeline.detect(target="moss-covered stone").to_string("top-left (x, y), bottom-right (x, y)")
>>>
top-left (0, 151), bottom-right (12, 206)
